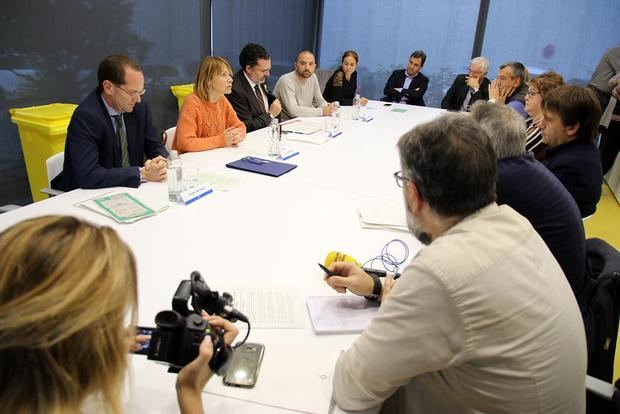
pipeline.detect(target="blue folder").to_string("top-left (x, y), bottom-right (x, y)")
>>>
top-left (226, 156), bottom-right (297, 177)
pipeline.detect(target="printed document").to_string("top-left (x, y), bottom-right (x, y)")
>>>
top-left (228, 287), bottom-right (305, 328)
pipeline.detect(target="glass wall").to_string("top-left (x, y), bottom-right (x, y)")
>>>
top-left (0, 0), bottom-right (204, 206)
top-left (319, 0), bottom-right (480, 107)
top-left (319, 0), bottom-right (620, 107)
top-left (3, 0), bottom-right (619, 206)
top-left (212, 0), bottom-right (319, 91)
top-left (481, 0), bottom-right (620, 83)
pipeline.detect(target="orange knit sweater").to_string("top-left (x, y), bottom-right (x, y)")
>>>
top-left (173, 92), bottom-right (246, 153)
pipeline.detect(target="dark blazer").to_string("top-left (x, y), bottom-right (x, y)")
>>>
top-left (441, 74), bottom-right (490, 110)
top-left (227, 70), bottom-right (276, 132)
top-left (497, 153), bottom-right (587, 301)
top-left (542, 139), bottom-right (603, 218)
top-left (381, 69), bottom-right (429, 106)
top-left (52, 88), bottom-right (168, 191)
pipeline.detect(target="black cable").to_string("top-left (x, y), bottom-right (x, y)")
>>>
top-left (233, 320), bottom-right (251, 349)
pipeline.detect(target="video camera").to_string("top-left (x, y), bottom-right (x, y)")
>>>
top-left (147, 271), bottom-right (248, 375)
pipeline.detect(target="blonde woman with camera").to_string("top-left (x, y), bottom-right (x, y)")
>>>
top-left (0, 215), bottom-right (237, 414)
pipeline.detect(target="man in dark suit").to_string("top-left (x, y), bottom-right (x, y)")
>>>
top-left (53, 54), bottom-right (168, 191)
top-left (227, 43), bottom-right (281, 132)
top-left (381, 50), bottom-right (429, 106)
top-left (470, 101), bottom-right (587, 303)
top-left (441, 57), bottom-right (490, 111)
top-left (540, 85), bottom-right (603, 217)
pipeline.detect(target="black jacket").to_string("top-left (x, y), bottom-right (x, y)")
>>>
top-left (53, 88), bottom-right (167, 191)
top-left (227, 70), bottom-right (277, 132)
top-left (381, 69), bottom-right (428, 106)
top-left (441, 74), bottom-right (490, 110)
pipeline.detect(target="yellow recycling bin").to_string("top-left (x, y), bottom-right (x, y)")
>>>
top-left (9, 103), bottom-right (77, 202)
top-left (170, 83), bottom-right (194, 110)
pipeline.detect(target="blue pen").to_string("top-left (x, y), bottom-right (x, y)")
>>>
top-left (282, 152), bottom-right (300, 161)
top-left (244, 156), bottom-right (270, 165)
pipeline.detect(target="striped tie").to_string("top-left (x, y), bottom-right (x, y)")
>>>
top-left (254, 84), bottom-right (267, 113)
top-left (113, 114), bottom-right (130, 168)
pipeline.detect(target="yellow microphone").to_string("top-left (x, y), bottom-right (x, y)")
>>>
top-left (323, 251), bottom-right (401, 279)
top-left (324, 251), bottom-right (361, 267)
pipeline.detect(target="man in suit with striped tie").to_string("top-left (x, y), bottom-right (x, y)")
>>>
top-left (227, 43), bottom-right (281, 132)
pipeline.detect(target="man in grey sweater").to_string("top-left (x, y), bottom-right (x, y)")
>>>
top-left (274, 50), bottom-right (334, 121)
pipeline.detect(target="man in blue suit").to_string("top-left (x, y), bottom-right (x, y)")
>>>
top-left (53, 54), bottom-right (168, 191)
top-left (381, 50), bottom-right (429, 106)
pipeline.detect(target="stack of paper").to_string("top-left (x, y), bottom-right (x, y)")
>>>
top-left (284, 132), bottom-right (330, 145)
top-left (306, 295), bottom-right (379, 334)
top-left (281, 119), bottom-right (323, 134)
top-left (357, 201), bottom-right (408, 232)
top-left (281, 118), bottom-right (331, 145)
top-left (77, 191), bottom-right (169, 224)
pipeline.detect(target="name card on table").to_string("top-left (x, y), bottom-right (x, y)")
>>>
top-left (180, 184), bottom-right (213, 205)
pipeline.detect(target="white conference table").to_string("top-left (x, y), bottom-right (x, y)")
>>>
top-left (0, 101), bottom-right (445, 414)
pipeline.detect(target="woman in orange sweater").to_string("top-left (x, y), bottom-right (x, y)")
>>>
top-left (174, 56), bottom-right (246, 153)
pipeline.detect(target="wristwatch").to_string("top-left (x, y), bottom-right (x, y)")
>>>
top-left (364, 273), bottom-right (383, 302)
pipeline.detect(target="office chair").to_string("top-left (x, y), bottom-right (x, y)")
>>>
top-left (584, 238), bottom-right (620, 413)
top-left (163, 126), bottom-right (176, 151)
top-left (40, 152), bottom-right (64, 197)
top-left (315, 69), bottom-right (334, 93)
top-left (0, 205), bottom-right (21, 213)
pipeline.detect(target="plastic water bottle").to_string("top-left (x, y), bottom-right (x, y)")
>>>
top-left (268, 118), bottom-right (281, 158)
top-left (352, 94), bottom-right (361, 120)
top-left (332, 101), bottom-right (341, 127)
top-left (167, 150), bottom-right (183, 202)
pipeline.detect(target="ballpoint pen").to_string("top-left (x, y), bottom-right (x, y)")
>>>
top-left (317, 262), bottom-right (338, 277)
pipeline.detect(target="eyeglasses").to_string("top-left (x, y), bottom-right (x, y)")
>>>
top-left (114, 83), bottom-right (146, 98)
top-left (526, 90), bottom-right (540, 97)
top-left (468, 67), bottom-right (484, 76)
top-left (393, 170), bottom-right (414, 188)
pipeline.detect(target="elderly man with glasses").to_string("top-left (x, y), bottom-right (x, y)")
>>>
top-left (52, 54), bottom-right (168, 191)
top-left (441, 56), bottom-right (490, 111)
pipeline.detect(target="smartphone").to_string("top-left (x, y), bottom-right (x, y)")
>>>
top-left (132, 326), bottom-right (154, 355)
top-left (223, 342), bottom-right (265, 388)
top-left (383, 103), bottom-right (392, 106)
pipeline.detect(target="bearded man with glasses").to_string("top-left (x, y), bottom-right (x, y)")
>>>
top-left (326, 114), bottom-right (586, 414)
top-left (53, 54), bottom-right (168, 191)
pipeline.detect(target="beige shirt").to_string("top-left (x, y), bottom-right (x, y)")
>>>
top-left (333, 203), bottom-right (586, 414)
top-left (273, 71), bottom-right (327, 120)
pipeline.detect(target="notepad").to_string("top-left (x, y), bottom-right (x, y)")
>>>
top-left (226, 156), bottom-right (297, 177)
top-left (77, 191), bottom-right (169, 224)
top-left (306, 295), bottom-right (379, 334)
top-left (358, 201), bottom-right (408, 232)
